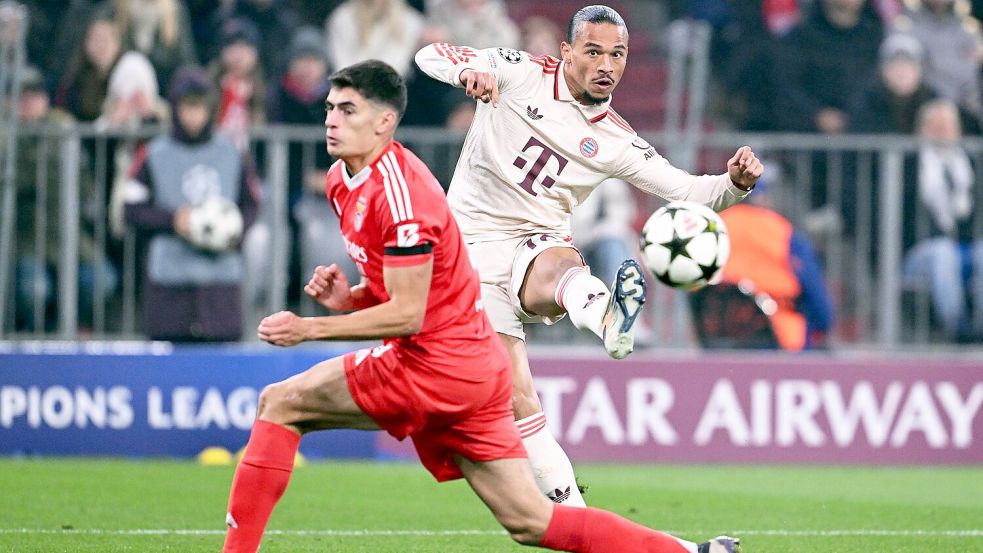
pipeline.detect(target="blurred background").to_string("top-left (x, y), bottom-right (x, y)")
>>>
top-left (6, 0), bottom-right (983, 350)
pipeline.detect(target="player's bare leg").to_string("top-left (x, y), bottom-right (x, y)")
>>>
top-left (501, 333), bottom-right (585, 507)
top-left (521, 247), bottom-right (647, 360)
top-left (223, 357), bottom-right (378, 553)
top-left (455, 454), bottom-right (740, 553)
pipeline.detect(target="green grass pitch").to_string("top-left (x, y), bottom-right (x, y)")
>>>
top-left (1, 458), bottom-right (981, 552)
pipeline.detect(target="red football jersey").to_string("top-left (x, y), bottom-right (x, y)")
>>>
top-left (326, 141), bottom-right (500, 378)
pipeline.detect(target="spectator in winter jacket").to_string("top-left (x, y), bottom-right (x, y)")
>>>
top-left (124, 68), bottom-right (261, 341)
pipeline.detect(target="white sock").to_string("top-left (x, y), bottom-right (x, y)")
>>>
top-left (517, 412), bottom-right (586, 507)
top-left (555, 267), bottom-right (609, 340)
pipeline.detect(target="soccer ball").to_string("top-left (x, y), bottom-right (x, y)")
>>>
top-left (187, 196), bottom-right (244, 253)
top-left (640, 201), bottom-right (730, 290)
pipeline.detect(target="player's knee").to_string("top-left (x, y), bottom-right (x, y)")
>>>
top-left (256, 382), bottom-right (291, 422)
top-left (522, 256), bottom-right (582, 315)
top-left (539, 257), bottom-right (583, 290)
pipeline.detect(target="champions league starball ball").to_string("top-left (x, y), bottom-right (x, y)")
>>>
top-left (187, 196), bottom-right (244, 253)
top-left (640, 201), bottom-right (730, 291)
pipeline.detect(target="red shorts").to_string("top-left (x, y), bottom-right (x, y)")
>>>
top-left (344, 342), bottom-right (526, 481)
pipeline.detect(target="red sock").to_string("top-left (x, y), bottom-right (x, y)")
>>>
top-left (541, 505), bottom-right (694, 553)
top-left (222, 420), bottom-right (301, 553)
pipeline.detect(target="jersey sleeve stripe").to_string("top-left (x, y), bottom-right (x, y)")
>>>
top-left (441, 42), bottom-right (461, 64)
top-left (434, 42), bottom-right (458, 65)
top-left (331, 197), bottom-right (343, 217)
top-left (529, 54), bottom-right (559, 66)
top-left (385, 151), bottom-right (415, 220)
top-left (608, 109), bottom-right (636, 133)
top-left (377, 162), bottom-right (407, 222)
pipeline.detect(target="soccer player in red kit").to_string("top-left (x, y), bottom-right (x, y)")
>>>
top-left (222, 59), bottom-right (741, 553)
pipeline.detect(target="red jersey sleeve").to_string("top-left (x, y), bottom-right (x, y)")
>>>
top-left (374, 149), bottom-right (444, 268)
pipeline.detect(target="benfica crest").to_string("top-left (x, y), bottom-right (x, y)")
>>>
top-left (353, 196), bottom-right (367, 231)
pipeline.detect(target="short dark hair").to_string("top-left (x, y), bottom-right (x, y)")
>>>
top-left (567, 5), bottom-right (627, 43)
top-left (329, 60), bottom-right (407, 119)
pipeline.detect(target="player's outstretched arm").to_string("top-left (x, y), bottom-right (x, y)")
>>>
top-left (619, 141), bottom-right (764, 212)
top-left (258, 259), bottom-right (434, 346)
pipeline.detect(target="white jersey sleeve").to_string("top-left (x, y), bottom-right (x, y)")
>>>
top-left (613, 135), bottom-right (750, 212)
top-left (414, 43), bottom-right (535, 95)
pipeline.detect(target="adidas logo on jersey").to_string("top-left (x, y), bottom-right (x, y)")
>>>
top-left (526, 106), bottom-right (544, 120)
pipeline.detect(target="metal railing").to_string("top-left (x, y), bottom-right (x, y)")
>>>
top-left (2, 122), bottom-right (982, 350)
top-left (0, 0), bottom-right (28, 340)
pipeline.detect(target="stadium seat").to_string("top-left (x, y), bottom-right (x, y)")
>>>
top-left (688, 282), bottom-right (779, 350)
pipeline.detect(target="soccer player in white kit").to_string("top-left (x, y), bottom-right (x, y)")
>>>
top-left (415, 5), bottom-right (764, 506)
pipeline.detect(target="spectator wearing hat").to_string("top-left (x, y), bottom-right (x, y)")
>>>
top-left (7, 66), bottom-right (117, 332)
top-left (267, 26), bottom-right (360, 307)
top-left (849, 33), bottom-right (937, 134)
top-left (268, 26), bottom-right (332, 211)
top-left (207, 17), bottom-right (267, 154)
top-left (124, 67), bottom-right (261, 341)
top-left (208, 0), bottom-right (301, 81)
top-left (268, 26), bottom-right (330, 135)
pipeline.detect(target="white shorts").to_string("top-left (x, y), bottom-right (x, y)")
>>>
top-left (467, 234), bottom-right (582, 340)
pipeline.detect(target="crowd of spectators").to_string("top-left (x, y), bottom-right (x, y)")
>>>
top-left (8, 0), bottom-right (983, 343)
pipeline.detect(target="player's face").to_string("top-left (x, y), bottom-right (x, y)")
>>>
top-left (560, 22), bottom-right (628, 105)
top-left (324, 87), bottom-right (391, 160)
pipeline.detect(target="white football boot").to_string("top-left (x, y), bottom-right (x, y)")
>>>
top-left (601, 259), bottom-right (647, 360)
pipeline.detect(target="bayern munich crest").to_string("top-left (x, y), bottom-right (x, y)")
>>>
top-left (579, 137), bottom-right (599, 158)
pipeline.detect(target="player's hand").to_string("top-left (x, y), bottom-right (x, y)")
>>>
top-left (459, 69), bottom-right (499, 107)
top-left (257, 310), bottom-right (308, 347)
top-left (727, 146), bottom-right (764, 191)
top-left (304, 264), bottom-right (353, 311)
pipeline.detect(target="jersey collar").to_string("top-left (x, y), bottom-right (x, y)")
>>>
top-left (553, 61), bottom-right (611, 121)
top-left (341, 160), bottom-right (373, 191)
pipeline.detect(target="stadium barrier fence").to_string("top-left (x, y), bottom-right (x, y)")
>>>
top-left (3, 124), bottom-right (983, 349)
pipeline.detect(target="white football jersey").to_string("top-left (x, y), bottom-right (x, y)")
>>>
top-left (414, 43), bottom-right (750, 242)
